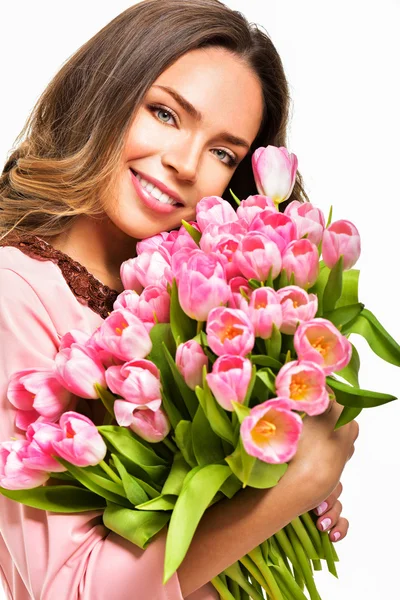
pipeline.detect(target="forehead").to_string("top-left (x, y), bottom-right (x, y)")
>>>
top-left (151, 47), bottom-right (264, 145)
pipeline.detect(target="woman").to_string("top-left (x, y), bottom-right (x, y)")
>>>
top-left (0, 1), bottom-right (358, 598)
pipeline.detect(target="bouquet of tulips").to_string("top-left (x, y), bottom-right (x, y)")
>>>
top-left (2, 145), bottom-right (400, 600)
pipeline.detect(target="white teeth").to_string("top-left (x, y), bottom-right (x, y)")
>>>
top-left (135, 172), bottom-right (179, 205)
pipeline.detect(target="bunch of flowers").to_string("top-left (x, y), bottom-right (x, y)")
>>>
top-left (1, 146), bottom-right (399, 600)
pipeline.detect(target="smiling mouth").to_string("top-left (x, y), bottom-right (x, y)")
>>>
top-left (130, 169), bottom-right (184, 207)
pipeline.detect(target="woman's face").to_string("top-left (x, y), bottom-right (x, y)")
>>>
top-left (108, 46), bottom-right (264, 240)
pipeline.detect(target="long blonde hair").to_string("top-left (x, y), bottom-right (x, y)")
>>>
top-left (0, 0), bottom-right (308, 241)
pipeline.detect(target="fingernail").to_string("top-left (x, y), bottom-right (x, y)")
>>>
top-left (333, 532), bottom-right (341, 541)
top-left (315, 501), bottom-right (328, 515)
top-left (320, 517), bottom-right (332, 531)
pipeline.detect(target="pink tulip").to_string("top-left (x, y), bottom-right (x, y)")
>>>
top-left (23, 421), bottom-right (67, 472)
top-left (168, 223), bottom-right (199, 254)
top-left (120, 258), bottom-right (144, 294)
top-left (51, 412), bottom-right (107, 467)
top-left (241, 398), bottom-right (303, 464)
top-left (129, 407), bottom-right (171, 443)
top-left (239, 287), bottom-right (283, 340)
top-left (206, 307), bottom-right (255, 357)
top-left (233, 234), bottom-right (282, 282)
top-left (228, 277), bottom-right (253, 309)
top-left (284, 201), bottom-right (326, 245)
top-left (322, 220), bottom-right (361, 271)
top-left (115, 286), bottom-right (169, 332)
top-left (105, 359), bottom-right (162, 426)
top-left (178, 251), bottom-right (231, 321)
top-left (87, 328), bottom-right (123, 369)
top-left (294, 318), bottom-right (352, 375)
top-left (136, 231), bottom-right (170, 255)
top-left (281, 239), bottom-right (319, 289)
top-left (200, 221), bottom-right (247, 281)
top-left (97, 308), bottom-right (152, 362)
top-left (7, 369), bottom-right (72, 426)
top-left (0, 439), bottom-right (50, 490)
top-left (276, 286), bottom-right (318, 334)
top-left (236, 195), bottom-right (277, 224)
top-left (59, 329), bottom-right (91, 350)
top-left (206, 355), bottom-right (252, 411)
top-left (196, 196), bottom-right (238, 232)
top-left (252, 146), bottom-right (298, 206)
top-left (54, 343), bottom-right (107, 400)
top-left (124, 246), bottom-right (172, 289)
top-left (249, 212), bottom-right (298, 254)
top-left (176, 340), bottom-right (209, 390)
top-left (275, 360), bottom-right (329, 415)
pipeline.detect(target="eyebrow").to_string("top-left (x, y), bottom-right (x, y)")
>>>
top-left (153, 84), bottom-right (251, 150)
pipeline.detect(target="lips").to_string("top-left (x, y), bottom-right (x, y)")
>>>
top-left (130, 169), bottom-right (184, 206)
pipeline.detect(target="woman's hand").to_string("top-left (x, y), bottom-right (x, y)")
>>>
top-left (312, 481), bottom-right (348, 542)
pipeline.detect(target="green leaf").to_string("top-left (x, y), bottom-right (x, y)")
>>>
top-left (248, 279), bottom-right (262, 289)
top-left (192, 404), bottom-right (226, 465)
top-left (231, 401), bottom-right (251, 425)
top-left (344, 308), bottom-right (400, 367)
top-left (161, 341), bottom-right (198, 419)
top-left (324, 303), bottom-right (364, 330)
top-left (250, 355), bottom-right (282, 370)
top-left (322, 256), bottom-right (343, 314)
top-left (326, 205), bottom-right (333, 227)
top-left (229, 188), bottom-right (241, 207)
top-left (219, 473), bottom-right (243, 499)
top-left (54, 458), bottom-right (130, 507)
top-left (162, 452), bottom-right (192, 495)
top-left (335, 343), bottom-right (360, 388)
top-left (181, 219), bottom-right (201, 245)
top-left (256, 369), bottom-right (276, 395)
top-left (94, 384), bottom-right (116, 420)
top-left (0, 484), bottom-right (106, 512)
top-left (163, 464), bottom-right (231, 582)
top-left (265, 324), bottom-right (282, 362)
top-left (308, 262), bottom-right (329, 317)
top-left (161, 389), bottom-right (184, 430)
top-left (98, 426), bottom-right (168, 484)
top-left (103, 501), bottom-right (170, 549)
top-left (277, 268), bottom-right (289, 289)
top-left (111, 453), bottom-right (149, 505)
top-left (336, 269), bottom-right (360, 308)
top-left (327, 376), bottom-right (397, 408)
top-left (170, 278), bottom-right (197, 345)
top-left (334, 406), bottom-right (363, 430)
top-left (243, 364), bottom-right (257, 408)
top-left (148, 323), bottom-right (189, 423)
top-left (174, 421), bottom-right (197, 468)
top-left (109, 453), bottom-right (162, 496)
top-left (195, 383), bottom-right (234, 446)
top-left (225, 439), bottom-right (287, 489)
top-left (135, 494), bottom-right (177, 511)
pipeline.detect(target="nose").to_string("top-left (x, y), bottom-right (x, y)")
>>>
top-left (161, 137), bottom-right (202, 183)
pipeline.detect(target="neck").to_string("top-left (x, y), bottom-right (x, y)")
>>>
top-left (45, 215), bottom-right (137, 292)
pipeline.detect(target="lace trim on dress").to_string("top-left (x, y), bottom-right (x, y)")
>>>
top-left (0, 234), bottom-right (119, 319)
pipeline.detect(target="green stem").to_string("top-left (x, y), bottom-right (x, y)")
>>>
top-left (239, 555), bottom-right (271, 596)
top-left (271, 566), bottom-right (309, 600)
top-left (285, 524), bottom-right (321, 600)
top-left (299, 512), bottom-right (323, 556)
top-left (321, 531), bottom-right (338, 578)
top-left (223, 562), bottom-right (264, 600)
top-left (197, 320), bottom-right (204, 335)
top-left (291, 516), bottom-right (319, 560)
top-left (249, 546), bottom-right (285, 600)
top-left (273, 530), bottom-right (303, 581)
top-left (227, 578), bottom-right (241, 600)
top-left (211, 575), bottom-right (236, 600)
top-left (163, 436), bottom-right (178, 454)
top-left (98, 460), bottom-right (122, 485)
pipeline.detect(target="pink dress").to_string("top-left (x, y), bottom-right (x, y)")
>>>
top-left (0, 239), bottom-right (218, 600)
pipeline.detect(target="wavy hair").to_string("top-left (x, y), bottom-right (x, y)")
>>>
top-left (0, 0), bottom-right (309, 240)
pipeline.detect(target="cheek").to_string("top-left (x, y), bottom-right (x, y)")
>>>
top-left (123, 112), bottom-right (160, 158)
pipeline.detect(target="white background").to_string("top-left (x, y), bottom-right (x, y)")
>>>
top-left (1, 1), bottom-right (399, 598)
